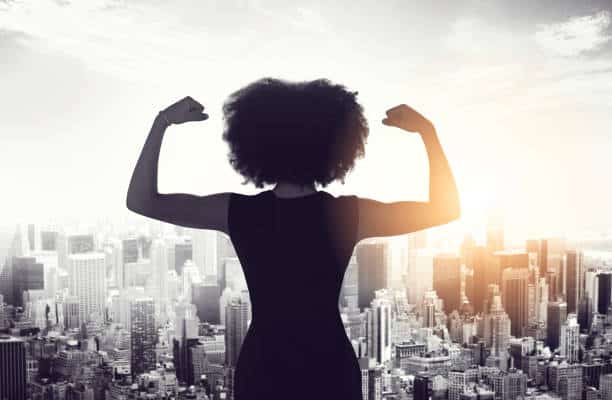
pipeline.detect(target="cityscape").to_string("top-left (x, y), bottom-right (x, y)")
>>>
top-left (2, 0), bottom-right (612, 399)
top-left (0, 214), bottom-right (611, 399)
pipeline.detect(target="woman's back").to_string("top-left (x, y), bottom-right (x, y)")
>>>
top-left (228, 189), bottom-right (363, 400)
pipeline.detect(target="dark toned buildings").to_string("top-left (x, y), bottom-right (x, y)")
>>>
top-left (356, 242), bottom-right (389, 311)
top-left (0, 335), bottom-right (27, 400)
top-left (433, 254), bottom-right (461, 314)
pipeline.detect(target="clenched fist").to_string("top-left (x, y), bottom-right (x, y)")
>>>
top-left (160, 96), bottom-right (209, 125)
top-left (382, 104), bottom-right (432, 134)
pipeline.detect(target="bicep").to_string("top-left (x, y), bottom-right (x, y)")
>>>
top-left (127, 192), bottom-right (232, 235)
top-left (355, 196), bottom-right (456, 242)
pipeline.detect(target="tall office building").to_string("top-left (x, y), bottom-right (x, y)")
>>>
top-left (191, 229), bottom-right (218, 277)
top-left (405, 249), bottom-right (433, 305)
top-left (173, 302), bottom-right (200, 385)
top-left (62, 295), bottom-right (80, 329)
top-left (578, 296), bottom-right (592, 332)
top-left (489, 250), bottom-right (529, 292)
top-left (0, 335), bottom-right (27, 400)
top-left (149, 238), bottom-right (168, 318)
top-left (356, 241), bottom-right (389, 311)
top-left (421, 291), bottom-right (439, 328)
top-left (541, 238), bottom-right (566, 272)
top-left (560, 314), bottom-right (579, 363)
top-left (7, 256), bottom-right (44, 307)
top-left (597, 272), bottom-right (612, 315)
top-left (66, 252), bottom-right (107, 324)
top-left (225, 291), bottom-right (251, 367)
top-left (192, 278), bottom-right (221, 324)
top-left (405, 232), bottom-right (428, 304)
top-left (565, 250), bottom-right (583, 314)
top-left (366, 296), bottom-right (392, 364)
top-left (547, 301), bottom-right (567, 351)
top-left (432, 254), bottom-right (461, 314)
top-left (471, 246), bottom-right (489, 314)
top-left (130, 297), bottom-right (156, 375)
top-left (483, 294), bottom-right (511, 358)
top-left (502, 268), bottom-right (529, 338)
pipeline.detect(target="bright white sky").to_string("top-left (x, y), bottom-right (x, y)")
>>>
top-left (1, 0), bottom-right (611, 244)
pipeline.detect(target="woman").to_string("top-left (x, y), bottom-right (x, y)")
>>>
top-left (126, 77), bottom-right (460, 399)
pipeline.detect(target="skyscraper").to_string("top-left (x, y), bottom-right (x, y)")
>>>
top-left (483, 294), bottom-right (511, 360)
top-left (130, 297), bottom-right (156, 375)
top-left (565, 250), bottom-right (583, 314)
top-left (501, 268), bottom-right (529, 337)
top-left (225, 291), bottom-right (250, 367)
top-left (173, 302), bottom-right (200, 385)
top-left (191, 229), bottom-right (218, 277)
top-left (597, 272), bottom-right (612, 315)
top-left (7, 256), bottom-right (44, 307)
top-left (66, 252), bottom-right (107, 324)
top-left (540, 238), bottom-right (566, 298)
top-left (366, 296), bottom-right (392, 364)
top-left (421, 291), bottom-right (439, 328)
top-left (470, 246), bottom-right (489, 314)
top-left (0, 335), bottom-right (26, 400)
top-left (547, 301), bottom-right (567, 351)
top-left (560, 314), bottom-right (579, 363)
top-left (432, 254), bottom-right (461, 314)
top-left (149, 238), bottom-right (168, 318)
top-left (356, 241), bottom-right (389, 311)
top-left (192, 278), bottom-right (221, 324)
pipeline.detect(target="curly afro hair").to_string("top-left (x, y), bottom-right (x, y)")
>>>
top-left (221, 77), bottom-right (369, 189)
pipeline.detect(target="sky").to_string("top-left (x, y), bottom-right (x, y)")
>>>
top-left (1, 0), bottom-right (611, 244)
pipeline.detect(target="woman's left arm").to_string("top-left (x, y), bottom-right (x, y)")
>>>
top-left (126, 97), bottom-right (231, 235)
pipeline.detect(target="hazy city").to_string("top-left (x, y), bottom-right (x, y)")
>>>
top-left (2, 1), bottom-right (612, 400)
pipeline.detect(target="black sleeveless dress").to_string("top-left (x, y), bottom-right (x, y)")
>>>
top-left (228, 189), bottom-right (362, 400)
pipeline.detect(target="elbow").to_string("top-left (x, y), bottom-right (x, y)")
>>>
top-left (431, 202), bottom-right (461, 225)
top-left (447, 208), bottom-right (461, 223)
top-left (446, 201), bottom-right (462, 222)
top-left (126, 194), bottom-right (147, 215)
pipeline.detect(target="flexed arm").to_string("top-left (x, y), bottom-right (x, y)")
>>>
top-left (355, 104), bottom-right (460, 241)
top-left (126, 96), bottom-right (232, 234)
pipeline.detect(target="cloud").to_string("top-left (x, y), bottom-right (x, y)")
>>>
top-left (0, 0), bottom-right (235, 85)
top-left (534, 10), bottom-right (612, 56)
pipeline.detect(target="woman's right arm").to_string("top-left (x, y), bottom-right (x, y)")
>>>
top-left (355, 104), bottom-right (461, 242)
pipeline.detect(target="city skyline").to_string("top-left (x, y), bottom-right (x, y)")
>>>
top-left (2, 1), bottom-right (612, 399)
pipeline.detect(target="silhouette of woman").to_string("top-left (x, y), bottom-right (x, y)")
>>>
top-left (126, 77), bottom-right (460, 399)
